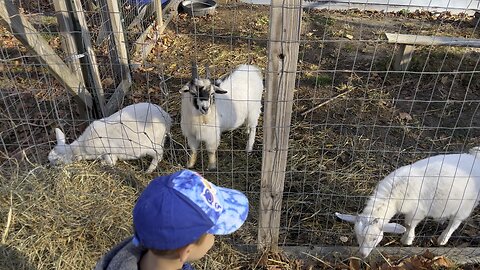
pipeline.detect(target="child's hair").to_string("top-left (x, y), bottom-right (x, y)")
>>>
top-left (150, 234), bottom-right (209, 257)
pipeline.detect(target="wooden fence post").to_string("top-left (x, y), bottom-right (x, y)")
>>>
top-left (0, 0), bottom-right (93, 110)
top-left (53, 0), bottom-right (89, 118)
top-left (70, 0), bottom-right (106, 117)
top-left (105, 0), bottom-right (132, 115)
top-left (155, 0), bottom-right (163, 29)
top-left (258, 0), bottom-right (302, 251)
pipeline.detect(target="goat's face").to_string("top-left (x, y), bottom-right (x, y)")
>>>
top-left (48, 144), bottom-right (74, 165)
top-left (354, 216), bottom-right (384, 258)
top-left (335, 212), bottom-right (406, 258)
top-left (181, 78), bottom-right (227, 115)
top-left (48, 128), bottom-right (74, 165)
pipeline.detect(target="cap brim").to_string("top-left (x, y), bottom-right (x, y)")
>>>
top-left (206, 186), bottom-right (249, 235)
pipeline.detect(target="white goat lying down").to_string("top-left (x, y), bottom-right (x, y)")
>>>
top-left (336, 148), bottom-right (480, 257)
top-left (48, 102), bottom-right (172, 173)
top-left (180, 64), bottom-right (264, 169)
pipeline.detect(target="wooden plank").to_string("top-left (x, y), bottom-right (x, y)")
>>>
top-left (385, 33), bottom-right (480, 47)
top-left (96, 0), bottom-right (124, 85)
top-left (393, 44), bottom-right (414, 71)
top-left (71, 0), bottom-right (106, 117)
top-left (0, 0), bottom-right (92, 109)
top-left (283, 246), bottom-right (480, 265)
top-left (131, 0), bottom-right (181, 69)
top-left (241, 0), bottom-right (480, 15)
top-left (257, 0), bottom-right (302, 252)
top-left (53, 0), bottom-right (84, 81)
top-left (126, 4), bottom-right (150, 30)
top-left (237, 244), bottom-right (480, 265)
top-left (53, 0), bottom-right (89, 117)
top-left (155, 0), bottom-right (163, 28)
top-left (105, 78), bottom-right (132, 114)
top-left (235, 245), bottom-right (480, 265)
top-left (105, 0), bottom-right (132, 115)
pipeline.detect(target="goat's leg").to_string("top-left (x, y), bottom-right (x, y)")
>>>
top-left (206, 143), bottom-right (218, 170)
top-left (401, 214), bottom-right (421, 246)
top-left (246, 118), bottom-right (259, 153)
top-left (102, 154), bottom-right (118, 166)
top-left (186, 136), bottom-right (199, 169)
top-left (207, 150), bottom-right (217, 170)
top-left (205, 135), bottom-right (220, 170)
top-left (437, 219), bottom-right (463, 245)
top-left (146, 149), bottom-right (162, 173)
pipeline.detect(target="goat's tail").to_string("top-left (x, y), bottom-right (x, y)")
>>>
top-left (468, 146), bottom-right (480, 157)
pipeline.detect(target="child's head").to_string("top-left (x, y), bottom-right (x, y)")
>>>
top-left (132, 169), bottom-right (249, 261)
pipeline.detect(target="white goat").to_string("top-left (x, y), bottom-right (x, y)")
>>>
top-left (180, 64), bottom-right (263, 169)
top-left (48, 102), bottom-right (172, 173)
top-left (336, 148), bottom-right (480, 257)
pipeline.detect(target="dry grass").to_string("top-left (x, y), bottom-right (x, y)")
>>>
top-left (0, 156), bottom-right (322, 270)
top-left (1, 3), bottom-right (480, 270)
top-left (0, 157), bottom-right (142, 269)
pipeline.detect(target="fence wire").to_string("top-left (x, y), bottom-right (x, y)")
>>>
top-left (1, 0), bottom-right (480, 269)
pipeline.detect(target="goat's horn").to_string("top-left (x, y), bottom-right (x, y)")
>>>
top-left (205, 64), bottom-right (210, 79)
top-left (191, 62), bottom-right (198, 79)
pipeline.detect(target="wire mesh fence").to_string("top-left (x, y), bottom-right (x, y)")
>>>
top-left (290, 3), bottom-right (480, 251)
top-left (1, 0), bottom-right (480, 269)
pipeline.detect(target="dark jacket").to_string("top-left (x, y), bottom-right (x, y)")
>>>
top-left (94, 237), bottom-right (194, 270)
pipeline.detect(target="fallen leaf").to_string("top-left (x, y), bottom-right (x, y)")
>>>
top-left (432, 256), bottom-right (453, 268)
top-left (102, 78), bottom-right (114, 88)
top-left (441, 76), bottom-right (449, 84)
top-left (340, 236), bottom-right (349, 243)
top-left (422, 249), bottom-right (434, 260)
top-left (399, 112), bottom-right (413, 121)
top-left (345, 34), bottom-right (354, 40)
top-left (349, 258), bottom-right (361, 270)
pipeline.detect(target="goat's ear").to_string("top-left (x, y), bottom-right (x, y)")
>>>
top-left (180, 82), bottom-right (192, 93)
top-left (55, 128), bottom-right (66, 145)
top-left (335, 212), bottom-right (357, 223)
top-left (213, 85), bottom-right (228, 94)
top-left (382, 223), bottom-right (406, 234)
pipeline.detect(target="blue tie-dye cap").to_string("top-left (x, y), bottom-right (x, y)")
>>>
top-left (132, 169), bottom-right (249, 250)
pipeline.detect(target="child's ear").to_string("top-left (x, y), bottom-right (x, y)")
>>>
top-left (177, 245), bottom-right (192, 263)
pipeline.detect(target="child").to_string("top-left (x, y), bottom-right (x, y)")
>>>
top-left (95, 169), bottom-right (249, 270)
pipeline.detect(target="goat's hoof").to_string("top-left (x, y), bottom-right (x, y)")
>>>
top-left (401, 236), bottom-right (414, 246)
top-left (186, 160), bottom-right (196, 169)
top-left (145, 168), bottom-right (155, 173)
top-left (437, 236), bottom-right (448, 246)
top-left (207, 164), bottom-right (217, 170)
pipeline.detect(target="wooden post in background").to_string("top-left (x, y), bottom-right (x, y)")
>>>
top-left (53, 0), bottom-right (89, 118)
top-left (0, 0), bottom-right (93, 111)
top-left (155, 0), bottom-right (163, 29)
top-left (71, 0), bottom-right (106, 117)
top-left (53, 0), bottom-right (84, 83)
top-left (105, 0), bottom-right (132, 115)
top-left (258, 0), bottom-right (302, 251)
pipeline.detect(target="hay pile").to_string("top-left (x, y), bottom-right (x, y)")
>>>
top-left (0, 155), bottom-right (263, 270)
top-left (0, 158), bottom-right (143, 269)
top-left (0, 156), bottom-right (313, 270)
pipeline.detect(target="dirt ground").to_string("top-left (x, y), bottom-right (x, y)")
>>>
top-left (1, 0), bottom-right (480, 269)
top-left (139, 2), bottom-right (480, 249)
